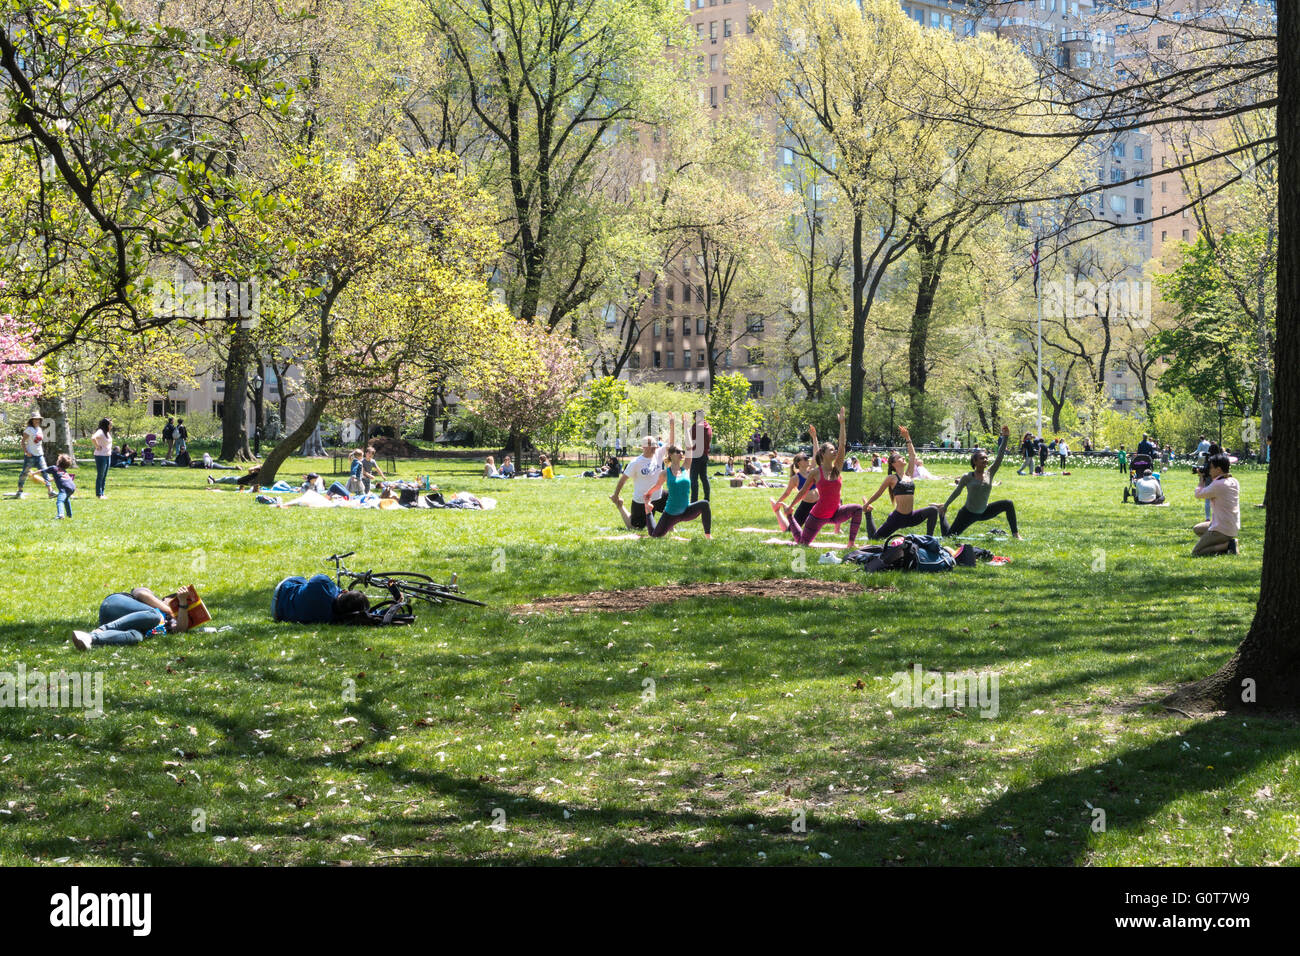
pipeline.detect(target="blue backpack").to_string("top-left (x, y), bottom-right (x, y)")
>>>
top-left (906, 534), bottom-right (956, 573)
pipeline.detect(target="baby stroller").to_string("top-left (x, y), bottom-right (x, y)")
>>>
top-left (1122, 454), bottom-right (1156, 503)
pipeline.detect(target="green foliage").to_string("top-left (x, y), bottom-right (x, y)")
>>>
top-left (1148, 388), bottom-right (1220, 453)
top-left (709, 372), bottom-right (764, 457)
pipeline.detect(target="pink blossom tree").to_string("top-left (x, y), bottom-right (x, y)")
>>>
top-left (470, 320), bottom-right (585, 467)
top-left (0, 313), bottom-right (44, 405)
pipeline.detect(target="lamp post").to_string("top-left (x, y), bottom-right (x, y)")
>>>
top-left (889, 397), bottom-right (896, 441)
top-left (252, 372), bottom-right (264, 457)
top-left (1216, 396), bottom-right (1224, 448)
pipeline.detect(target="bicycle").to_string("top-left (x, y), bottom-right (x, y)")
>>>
top-left (325, 552), bottom-right (487, 618)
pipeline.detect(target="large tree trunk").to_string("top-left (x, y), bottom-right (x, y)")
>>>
top-left (219, 325), bottom-right (253, 461)
top-left (256, 395), bottom-right (328, 486)
top-left (908, 238), bottom-right (942, 395)
top-left (1167, 5), bottom-right (1297, 712)
top-left (38, 392), bottom-right (74, 464)
top-left (847, 209), bottom-right (867, 444)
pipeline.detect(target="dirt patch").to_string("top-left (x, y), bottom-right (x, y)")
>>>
top-left (513, 578), bottom-right (889, 615)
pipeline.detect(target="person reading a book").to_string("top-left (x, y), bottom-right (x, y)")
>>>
top-left (73, 586), bottom-right (201, 650)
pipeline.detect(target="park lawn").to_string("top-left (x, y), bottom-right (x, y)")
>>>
top-left (0, 454), bottom-right (1293, 866)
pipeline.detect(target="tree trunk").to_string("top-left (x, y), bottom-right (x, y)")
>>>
top-left (38, 392), bottom-right (74, 464)
top-left (219, 325), bottom-right (253, 461)
top-left (847, 209), bottom-right (867, 444)
top-left (908, 239), bottom-right (942, 395)
top-left (256, 395), bottom-right (328, 486)
top-left (1166, 5), bottom-right (1298, 712)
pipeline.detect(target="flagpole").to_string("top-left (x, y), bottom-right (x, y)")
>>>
top-left (1034, 222), bottom-right (1043, 439)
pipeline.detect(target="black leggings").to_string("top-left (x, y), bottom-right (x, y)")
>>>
top-left (648, 500), bottom-right (711, 537)
top-left (941, 500), bottom-right (1017, 536)
top-left (866, 506), bottom-right (939, 540)
top-left (793, 500), bottom-right (814, 527)
top-left (690, 457), bottom-right (711, 502)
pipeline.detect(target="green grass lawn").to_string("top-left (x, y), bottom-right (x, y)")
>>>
top-left (0, 453), bottom-right (1293, 866)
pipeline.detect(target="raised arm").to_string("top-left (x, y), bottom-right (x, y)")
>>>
top-left (679, 413), bottom-right (694, 464)
top-left (899, 425), bottom-right (918, 476)
top-left (988, 425), bottom-right (1010, 477)
top-left (833, 407), bottom-right (847, 472)
top-left (668, 413), bottom-right (676, 451)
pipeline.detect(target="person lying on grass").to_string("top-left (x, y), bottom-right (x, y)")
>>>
top-left (73, 586), bottom-right (194, 650)
top-left (272, 574), bottom-right (370, 623)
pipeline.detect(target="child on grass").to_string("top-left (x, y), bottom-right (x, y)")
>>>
top-left (40, 454), bottom-right (76, 519)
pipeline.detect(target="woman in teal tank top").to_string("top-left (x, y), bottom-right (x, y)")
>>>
top-left (644, 413), bottom-right (712, 539)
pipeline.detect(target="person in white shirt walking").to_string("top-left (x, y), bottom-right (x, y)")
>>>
top-left (1192, 454), bottom-right (1240, 555)
top-left (17, 413), bottom-right (52, 498)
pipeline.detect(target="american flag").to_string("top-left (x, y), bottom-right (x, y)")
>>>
top-left (1030, 238), bottom-right (1040, 294)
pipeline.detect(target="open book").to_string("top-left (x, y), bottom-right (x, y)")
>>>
top-left (166, 585), bottom-right (212, 628)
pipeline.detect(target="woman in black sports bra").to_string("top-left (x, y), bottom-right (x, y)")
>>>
top-left (862, 425), bottom-right (943, 539)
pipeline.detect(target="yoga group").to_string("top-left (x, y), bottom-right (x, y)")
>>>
top-left (606, 408), bottom-right (1021, 548)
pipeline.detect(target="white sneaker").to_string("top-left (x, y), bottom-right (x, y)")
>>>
top-left (818, 551), bottom-right (842, 565)
top-left (72, 630), bottom-right (93, 651)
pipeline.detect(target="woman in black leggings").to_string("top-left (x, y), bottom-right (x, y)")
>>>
top-left (939, 425), bottom-right (1021, 538)
top-left (862, 425), bottom-right (943, 539)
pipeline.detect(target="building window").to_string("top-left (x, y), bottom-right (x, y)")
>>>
top-left (1135, 145), bottom-right (1144, 160)
top-left (666, 351), bottom-right (675, 368)
top-left (1112, 142), bottom-right (1125, 159)
top-left (682, 284), bottom-right (691, 303)
top-left (1111, 382), bottom-right (1127, 400)
top-left (666, 322), bottom-right (674, 340)
top-left (653, 321), bottom-right (662, 338)
top-left (1109, 194), bottom-right (1127, 214)
top-left (783, 147), bottom-right (794, 165)
top-left (653, 350), bottom-right (662, 368)
top-left (1134, 198), bottom-right (1144, 215)
top-left (666, 284), bottom-right (675, 302)
top-left (1110, 168), bottom-right (1123, 183)
top-left (723, 84), bottom-right (730, 99)
top-left (630, 350), bottom-right (641, 370)
top-left (698, 350), bottom-right (706, 366)
top-left (746, 347), bottom-right (763, 365)
top-left (709, 21), bottom-right (717, 42)
top-left (723, 18), bottom-right (732, 37)
top-left (1182, 229), bottom-right (1189, 241)
top-left (652, 284), bottom-right (661, 306)
top-left (683, 317), bottom-right (691, 336)
top-left (697, 317), bottom-right (707, 335)
top-left (746, 315), bottom-right (764, 333)
top-left (1161, 230), bottom-right (1168, 242)
top-left (710, 86), bottom-right (718, 108)
top-left (683, 350), bottom-right (692, 368)
top-left (749, 380), bottom-right (764, 398)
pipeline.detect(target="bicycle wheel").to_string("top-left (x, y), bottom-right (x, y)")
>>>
top-left (397, 579), bottom-right (487, 608)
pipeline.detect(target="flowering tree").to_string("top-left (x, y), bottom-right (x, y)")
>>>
top-left (0, 311), bottom-right (43, 404)
top-left (470, 320), bottom-right (585, 467)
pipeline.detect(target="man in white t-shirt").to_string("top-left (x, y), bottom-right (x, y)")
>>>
top-left (18, 414), bottom-right (51, 497)
top-left (1133, 468), bottom-right (1164, 504)
top-left (609, 434), bottom-right (666, 531)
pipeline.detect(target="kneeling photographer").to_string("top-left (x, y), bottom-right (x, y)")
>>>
top-left (1191, 453), bottom-right (1240, 556)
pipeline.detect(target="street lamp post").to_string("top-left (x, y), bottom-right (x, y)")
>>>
top-left (252, 373), bottom-right (264, 457)
top-left (1217, 396), bottom-right (1224, 448)
top-left (889, 397), bottom-right (896, 441)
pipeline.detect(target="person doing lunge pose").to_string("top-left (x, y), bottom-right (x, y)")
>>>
top-left (643, 413), bottom-right (712, 539)
top-left (770, 452), bottom-right (818, 532)
top-left (782, 408), bottom-right (863, 547)
top-left (939, 425), bottom-right (1021, 539)
top-left (862, 425), bottom-right (943, 539)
